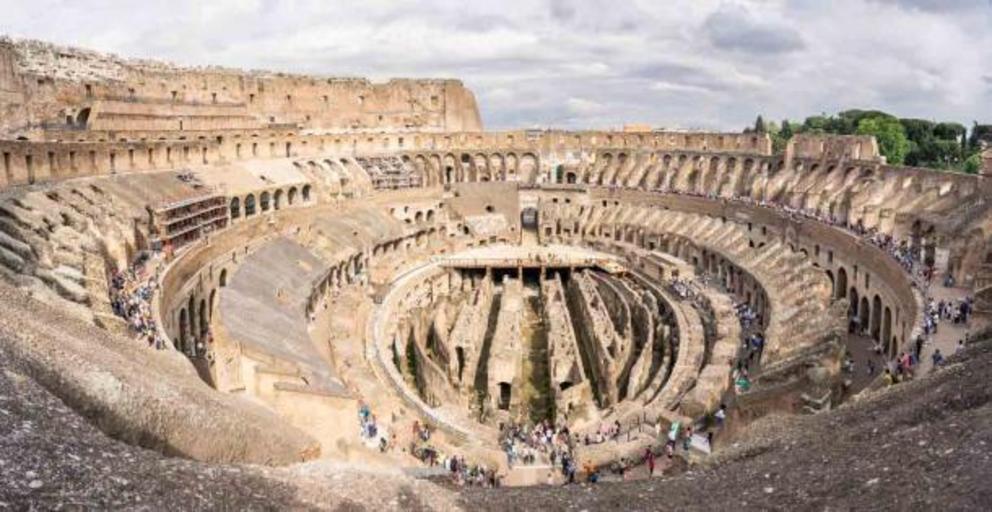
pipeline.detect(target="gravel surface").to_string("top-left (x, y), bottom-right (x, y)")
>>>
top-left (0, 357), bottom-right (460, 510)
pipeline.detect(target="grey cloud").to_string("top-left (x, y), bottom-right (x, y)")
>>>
top-left (549, 0), bottom-right (575, 22)
top-left (0, 0), bottom-right (987, 131)
top-left (865, 0), bottom-right (988, 12)
top-left (702, 4), bottom-right (805, 55)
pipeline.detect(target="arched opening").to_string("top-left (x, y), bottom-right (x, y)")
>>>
top-left (229, 197), bottom-right (241, 219)
top-left (187, 296), bottom-right (197, 347)
top-left (273, 189), bottom-right (283, 210)
top-left (566, 171), bottom-right (578, 184)
top-left (882, 307), bottom-right (893, 354)
top-left (76, 107), bottom-right (91, 127)
top-left (836, 267), bottom-right (848, 301)
top-left (244, 194), bottom-right (256, 216)
top-left (302, 185), bottom-right (312, 202)
top-left (219, 268), bottom-right (228, 287)
top-left (455, 346), bottom-right (465, 382)
top-left (871, 295), bottom-right (882, 341)
top-left (199, 299), bottom-right (208, 338)
top-left (859, 296), bottom-right (869, 335)
top-left (521, 207), bottom-right (538, 233)
top-left (288, 187), bottom-right (298, 205)
top-left (178, 308), bottom-right (188, 351)
top-left (498, 382), bottom-right (512, 410)
top-left (260, 191), bottom-right (271, 212)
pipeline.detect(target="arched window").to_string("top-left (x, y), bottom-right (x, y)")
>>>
top-left (302, 185), bottom-right (312, 202)
top-left (229, 197), bottom-right (240, 219)
top-left (288, 187), bottom-right (298, 205)
top-left (273, 189), bottom-right (284, 210)
top-left (244, 194), bottom-right (256, 216)
top-left (260, 191), bottom-right (271, 212)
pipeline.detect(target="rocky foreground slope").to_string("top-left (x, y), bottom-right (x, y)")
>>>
top-left (1, 276), bottom-right (990, 510)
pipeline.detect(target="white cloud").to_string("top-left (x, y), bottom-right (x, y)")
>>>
top-left (1, 0), bottom-right (989, 130)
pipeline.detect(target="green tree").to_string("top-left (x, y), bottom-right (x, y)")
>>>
top-left (857, 116), bottom-right (910, 165)
top-left (963, 153), bottom-right (982, 174)
top-left (780, 119), bottom-right (794, 140)
top-left (754, 115), bottom-right (767, 134)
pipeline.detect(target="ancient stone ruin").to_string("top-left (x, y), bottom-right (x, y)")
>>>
top-left (0, 37), bottom-right (990, 510)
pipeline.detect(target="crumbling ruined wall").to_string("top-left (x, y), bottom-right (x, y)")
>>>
top-left (540, 273), bottom-right (590, 417)
top-left (565, 270), bottom-right (621, 406)
top-left (0, 38), bottom-right (483, 136)
top-left (447, 275), bottom-right (493, 388)
top-left (487, 276), bottom-right (524, 411)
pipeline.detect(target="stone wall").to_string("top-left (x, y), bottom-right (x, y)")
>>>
top-left (565, 270), bottom-right (622, 406)
top-left (0, 38), bottom-right (483, 136)
top-left (487, 275), bottom-right (524, 411)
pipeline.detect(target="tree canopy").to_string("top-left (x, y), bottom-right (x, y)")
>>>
top-left (744, 109), bottom-right (987, 174)
top-left (856, 116), bottom-right (910, 165)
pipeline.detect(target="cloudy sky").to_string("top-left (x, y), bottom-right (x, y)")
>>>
top-left (3, 0), bottom-right (990, 130)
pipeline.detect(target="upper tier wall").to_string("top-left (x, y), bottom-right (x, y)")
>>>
top-left (0, 39), bottom-right (482, 135)
top-left (0, 129), bottom-right (771, 189)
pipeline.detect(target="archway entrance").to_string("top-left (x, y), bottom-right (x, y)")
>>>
top-left (521, 207), bottom-right (539, 230)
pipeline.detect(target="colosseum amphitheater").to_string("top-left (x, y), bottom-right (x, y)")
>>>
top-left (1, 39), bottom-right (990, 510)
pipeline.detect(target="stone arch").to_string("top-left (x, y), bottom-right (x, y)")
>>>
top-left (273, 188), bottom-right (283, 210)
top-left (871, 294), bottom-right (883, 341)
top-left (229, 197), bottom-right (241, 219)
top-left (199, 298), bottom-right (208, 338)
top-left (443, 153), bottom-right (459, 183)
top-left (178, 308), bottom-right (188, 351)
top-left (244, 194), bottom-right (256, 216)
top-left (302, 184), bottom-right (312, 202)
top-left (519, 153), bottom-right (538, 183)
top-left (882, 306), bottom-right (893, 354)
top-left (288, 187), bottom-right (298, 205)
top-left (489, 153), bottom-right (505, 181)
top-left (187, 295), bottom-right (197, 345)
top-left (505, 153), bottom-right (518, 179)
top-left (260, 190), bottom-right (271, 212)
top-left (859, 294), bottom-right (870, 333)
top-left (836, 267), bottom-right (848, 301)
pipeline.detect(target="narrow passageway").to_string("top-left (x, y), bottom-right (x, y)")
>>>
top-left (517, 277), bottom-right (553, 424)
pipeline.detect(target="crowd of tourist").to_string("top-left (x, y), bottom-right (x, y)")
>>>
top-left (357, 401), bottom-right (392, 453)
top-left (499, 420), bottom-right (575, 469)
top-left (664, 190), bottom-right (979, 381)
top-left (109, 253), bottom-right (167, 349)
top-left (407, 418), bottom-right (503, 488)
top-left (669, 277), bottom-right (698, 300)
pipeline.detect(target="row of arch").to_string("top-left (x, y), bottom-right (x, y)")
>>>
top-left (229, 184), bottom-right (312, 220)
top-left (176, 268), bottom-right (227, 356)
top-left (400, 152), bottom-right (541, 186)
